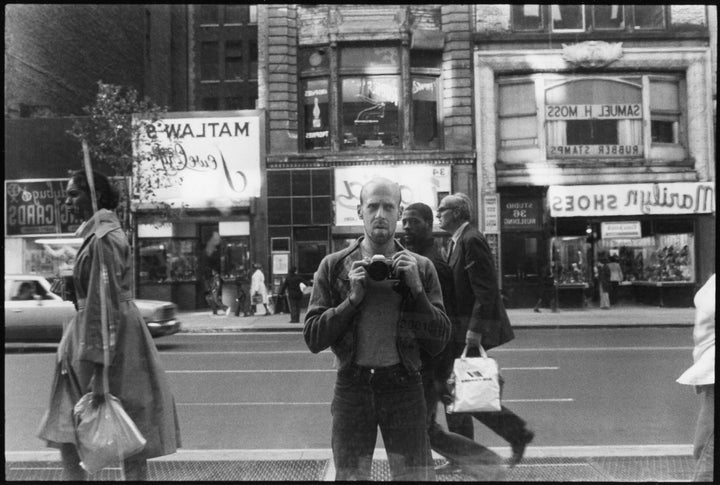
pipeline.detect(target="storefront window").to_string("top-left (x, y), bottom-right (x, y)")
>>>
top-left (221, 239), bottom-right (250, 280)
top-left (139, 239), bottom-right (198, 283)
top-left (550, 236), bottom-right (591, 285)
top-left (596, 233), bottom-right (695, 283)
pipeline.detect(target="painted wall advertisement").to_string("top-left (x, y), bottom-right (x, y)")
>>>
top-left (6, 179), bottom-right (86, 236)
top-left (334, 165), bottom-right (451, 226)
top-left (548, 182), bottom-right (715, 217)
top-left (133, 111), bottom-right (262, 209)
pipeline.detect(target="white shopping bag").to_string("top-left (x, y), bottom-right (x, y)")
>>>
top-left (446, 344), bottom-right (501, 413)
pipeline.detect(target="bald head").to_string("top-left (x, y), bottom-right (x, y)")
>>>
top-left (359, 177), bottom-right (402, 206)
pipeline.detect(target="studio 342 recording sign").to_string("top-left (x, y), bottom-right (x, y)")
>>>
top-left (5, 179), bottom-right (84, 236)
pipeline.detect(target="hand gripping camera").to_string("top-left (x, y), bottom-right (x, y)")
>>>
top-left (363, 254), bottom-right (396, 281)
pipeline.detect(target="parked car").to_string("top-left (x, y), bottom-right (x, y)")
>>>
top-left (4, 274), bottom-right (181, 342)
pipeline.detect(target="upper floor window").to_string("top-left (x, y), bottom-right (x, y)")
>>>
top-left (632, 5), bottom-right (666, 30)
top-left (512, 5), bottom-right (669, 33)
top-left (194, 5), bottom-right (258, 110)
top-left (497, 74), bottom-right (686, 163)
top-left (300, 45), bottom-right (442, 152)
top-left (551, 5), bottom-right (585, 32)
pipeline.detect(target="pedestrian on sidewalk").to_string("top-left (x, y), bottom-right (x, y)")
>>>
top-left (403, 202), bottom-right (506, 480)
top-left (37, 170), bottom-right (180, 481)
top-left (677, 273), bottom-right (714, 482)
top-left (437, 193), bottom-right (534, 471)
top-left (199, 231), bottom-right (226, 315)
top-left (279, 267), bottom-right (310, 323)
top-left (250, 263), bottom-right (271, 316)
top-left (304, 177), bottom-right (451, 481)
top-left (598, 254), bottom-right (611, 309)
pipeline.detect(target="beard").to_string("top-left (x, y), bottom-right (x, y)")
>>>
top-left (368, 227), bottom-right (393, 245)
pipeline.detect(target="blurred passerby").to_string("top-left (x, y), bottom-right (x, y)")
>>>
top-left (250, 263), bottom-right (271, 316)
top-left (304, 177), bottom-right (451, 480)
top-left (403, 202), bottom-right (506, 480)
top-left (279, 267), bottom-right (309, 323)
top-left (677, 273), bottom-right (715, 482)
top-left (437, 193), bottom-right (534, 470)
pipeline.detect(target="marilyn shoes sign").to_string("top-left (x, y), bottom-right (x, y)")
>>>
top-left (548, 182), bottom-right (715, 217)
top-left (132, 111), bottom-right (263, 209)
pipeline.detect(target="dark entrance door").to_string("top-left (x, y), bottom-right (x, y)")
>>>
top-left (501, 233), bottom-right (545, 308)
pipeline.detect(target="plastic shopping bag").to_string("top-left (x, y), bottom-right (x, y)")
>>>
top-left (446, 345), bottom-right (501, 413)
top-left (73, 393), bottom-right (146, 473)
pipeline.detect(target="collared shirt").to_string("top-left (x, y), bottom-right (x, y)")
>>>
top-left (449, 221), bottom-right (470, 258)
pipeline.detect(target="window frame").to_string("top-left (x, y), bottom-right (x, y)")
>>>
top-left (299, 43), bottom-right (443, 153)
top-left (496, 73), bottom-right (687, 163)
top-left (510, 4), bottom-right (673, 34)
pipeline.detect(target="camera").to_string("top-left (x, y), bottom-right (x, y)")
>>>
top-left (364, 254), bottom-right (396, 281)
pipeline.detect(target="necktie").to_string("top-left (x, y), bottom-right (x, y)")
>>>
top-left (447, 239), bottom-right (455, 261)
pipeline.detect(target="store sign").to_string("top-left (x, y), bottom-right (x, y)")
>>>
top-left (334, 165), bottom-right (451, 226)
top-left (304, 86), bottom-right (329, 142)
top-left (546, 104), bottom-right (642, 120)
top-left (549, 182), bottom-right (715, 217)
top-left (5, 179), bottom-right (85, 236)
top-left (133, 111), bottom-right (262, 209)
top-left (483, 195), bottom-right (499, 234)
top-left (601, 221), bottom-right (641, 239)
top-left (501, 198), bottom-right (542, 231)
top-left (548, 144), bottom-right (642, 157)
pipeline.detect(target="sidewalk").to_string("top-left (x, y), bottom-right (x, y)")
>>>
top-left (176, 304), bottom-right (695, 333)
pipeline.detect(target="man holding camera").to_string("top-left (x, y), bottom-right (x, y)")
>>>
top-left (304, 177), bottom-right (451, 481)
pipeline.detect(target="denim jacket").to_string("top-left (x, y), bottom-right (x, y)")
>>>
top-left (303, 237), bottom-right (451, 372)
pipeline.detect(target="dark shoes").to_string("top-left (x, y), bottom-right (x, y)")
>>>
top-left (509, 429), bottom-right (535, 467)
top-left (434, 462), bottom-right (463, 475)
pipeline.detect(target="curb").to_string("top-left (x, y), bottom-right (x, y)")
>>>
top-left (5, 444), bottom-right (694, 463)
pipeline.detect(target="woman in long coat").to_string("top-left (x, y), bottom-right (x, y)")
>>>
top-left (37, 170), bottom-right (180, 480)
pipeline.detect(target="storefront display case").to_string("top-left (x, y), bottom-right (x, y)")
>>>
top-left (138, 238), bottom-right (199, 309)
top-left (549, 236), bottom-right (591, 307)
top-left (596, 232), bottom-right (695, 306)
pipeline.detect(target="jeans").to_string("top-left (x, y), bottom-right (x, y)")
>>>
top-left (332, 364), bottom-right (434, 481)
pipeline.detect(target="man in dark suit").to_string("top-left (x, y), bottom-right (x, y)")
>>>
top-left (437, 192), bottom-right (534, 470)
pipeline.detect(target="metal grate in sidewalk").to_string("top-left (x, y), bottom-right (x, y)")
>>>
top-left (5, 455), bottom-right (696, 481)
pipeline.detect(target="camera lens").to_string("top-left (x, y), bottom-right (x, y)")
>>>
top-left (366, 260), bottom-right (390, 281)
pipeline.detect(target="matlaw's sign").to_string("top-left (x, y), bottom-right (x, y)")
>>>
top-left (548, 182), bottom-right (715, 217)
top-left (133, 111), bottom-right (263, 209)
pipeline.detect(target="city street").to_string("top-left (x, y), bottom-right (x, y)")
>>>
top-left (5, 326), bottom-right (698, 453)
